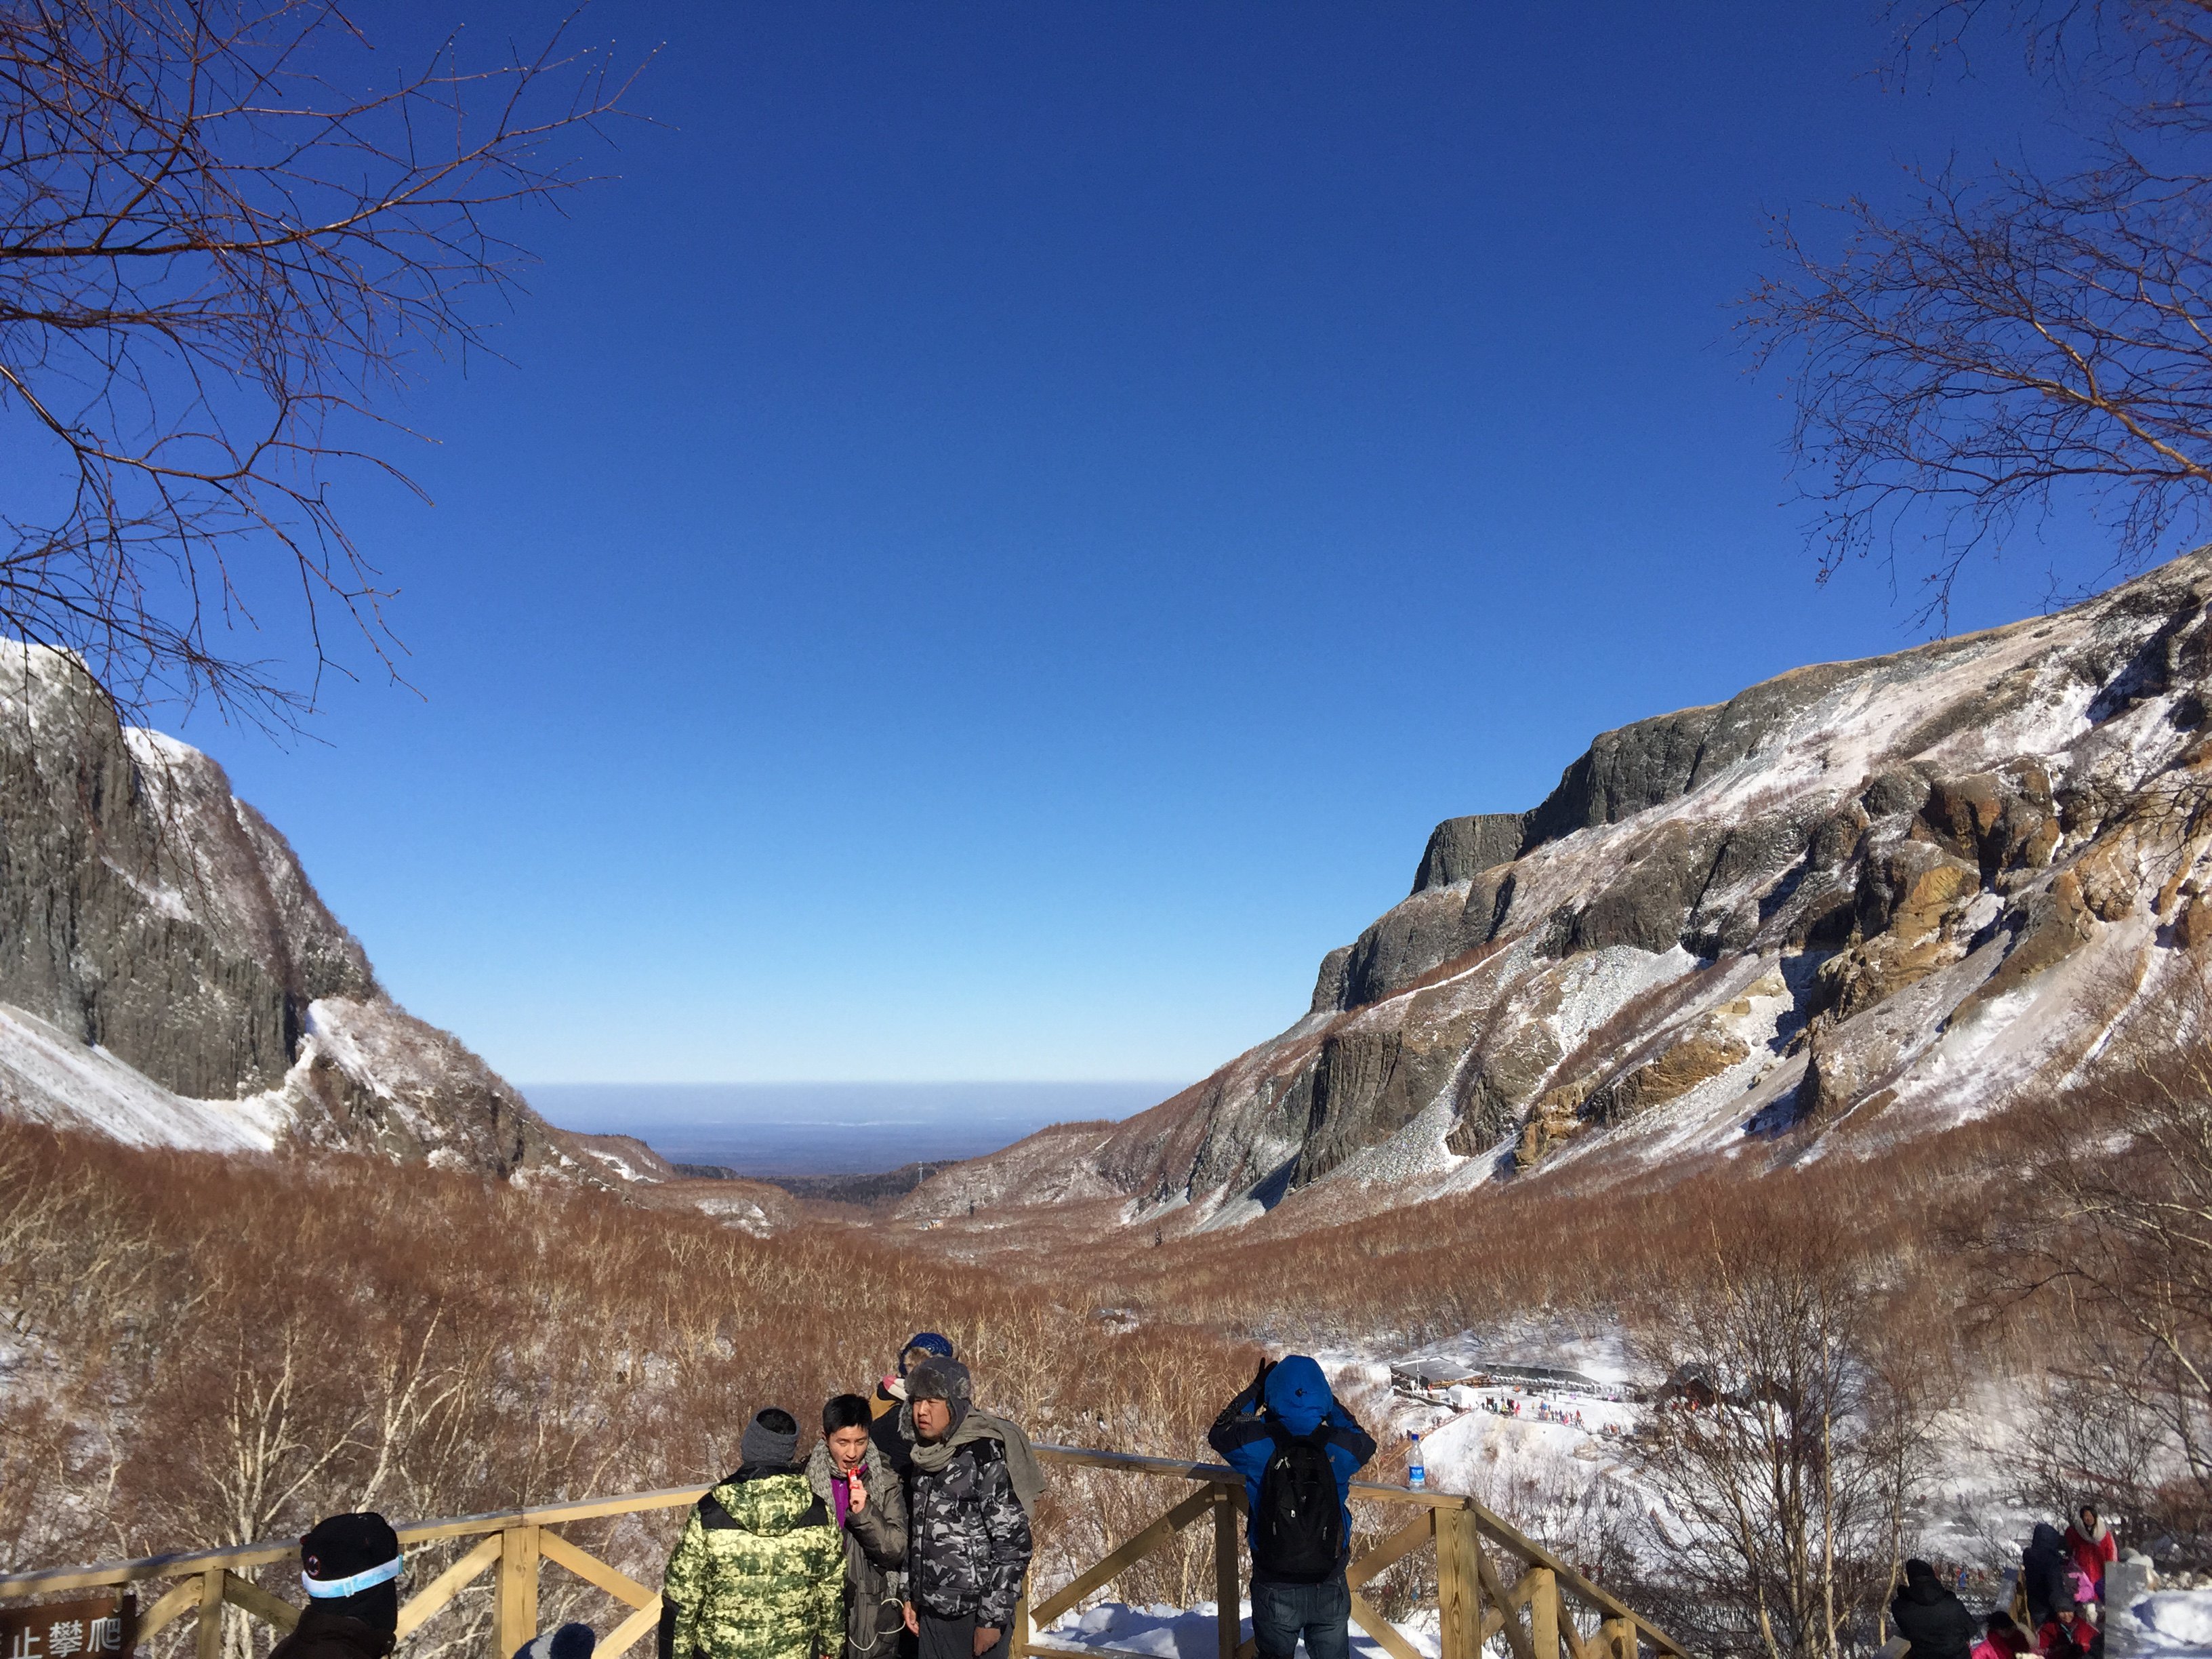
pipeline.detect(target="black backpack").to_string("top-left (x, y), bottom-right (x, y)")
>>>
top-left (1251, 1425), bottom-right (1343, 1582)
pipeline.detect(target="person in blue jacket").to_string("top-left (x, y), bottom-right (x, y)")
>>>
top-left (1208, 1356), bottom-right (1376, 1659)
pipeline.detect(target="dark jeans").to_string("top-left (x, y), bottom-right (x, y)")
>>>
top-left (914, 1610), bottom-right (1011, 1659)
top-left (1251, 1570), bottom-right (1351, 1659)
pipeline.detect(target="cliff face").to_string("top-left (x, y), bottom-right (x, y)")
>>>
top-left (907, 549), bottom-right (2212, 1227)
top-left (0, 645), bottom-right (568, 1176)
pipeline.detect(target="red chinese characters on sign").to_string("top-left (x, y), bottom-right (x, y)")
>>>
top-left (1, 1595), bottom-right (135, 1659)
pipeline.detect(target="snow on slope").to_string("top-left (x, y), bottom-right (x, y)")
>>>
top-left (0, 1002), bottom-right (290, 1151)
top-left (907, 548), bottom-right (2212, 1231)
top-left (0, 644), bottom-right (591, 1183)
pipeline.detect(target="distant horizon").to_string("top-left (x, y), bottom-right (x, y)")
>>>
top-left (521, 1079), bottom-right (1186, 1175)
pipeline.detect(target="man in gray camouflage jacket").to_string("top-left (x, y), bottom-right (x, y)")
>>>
top-left (897, 1360), bottom-right (1042, 1659)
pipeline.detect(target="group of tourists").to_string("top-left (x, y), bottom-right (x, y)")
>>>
top-left (657, 1335), bottom-right (1041, 1659)
top-left (1889, 1505), bottom-right (2121, 1659)
top-left (261, 1342), bottom-right (1377, 1659)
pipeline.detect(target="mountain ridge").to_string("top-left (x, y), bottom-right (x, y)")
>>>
top-left (901, 548), bottom-right (2212, 1230)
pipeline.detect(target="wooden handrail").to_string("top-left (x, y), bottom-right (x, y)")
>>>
top-left (1027, 1443), bottom-right (1681, 1648)
top-left (0, 1445), bottom-right (1694, 1659)
top-left (0, 1487), bottom-right (714, 1596)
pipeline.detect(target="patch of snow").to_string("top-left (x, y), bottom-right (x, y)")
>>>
top-left (0, 1002), bottom-right (291, 1151)
top-left (1046, 1599), bottom-right (1439, 1659)
top-left (2133, 1589), bottom-right (2212, 1656)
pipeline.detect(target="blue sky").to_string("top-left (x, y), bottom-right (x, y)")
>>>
top-left (176, 1), bottom-right (2091, 1086)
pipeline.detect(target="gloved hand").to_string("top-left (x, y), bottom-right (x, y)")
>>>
top-left (1246, 1358), bottom-right (1275, 1409)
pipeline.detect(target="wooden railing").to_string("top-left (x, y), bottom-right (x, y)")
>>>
top-left (0, 1444), bottom-right (1692, 1659)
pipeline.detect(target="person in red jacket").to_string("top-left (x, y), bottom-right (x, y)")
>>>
top-left (1971, 1611), bottom-right (2027, 1659)
top-left (2064, 1506), bottom-right (2116, 1601)
top-left (2037, 1599), bottom-right (2091, 1659)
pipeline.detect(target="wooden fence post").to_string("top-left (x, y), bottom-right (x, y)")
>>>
top-left (1525, 1569), bottom-right (1559, 1659)
top-left (1436, 1509), bottom-right (1479, 1659)
top-left (497, 1525), bottom-right (541, 1657)
top-left (1600, 1616), bottom-right (1635, 1659)
top-left (194, 1568), bottom-right (224, 1659)
top-left (1213, 1486), bottom-right (1240, 1659)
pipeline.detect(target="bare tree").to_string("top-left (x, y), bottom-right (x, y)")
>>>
top-left (0, 0), bottom-right (641, 729)
top-left (1628, 1223), bottom-right (1940, 1659)
top-left (1974, 966), bottom-right (2212, 1563)
top-left (1744, 0), bottom-right (2212, 623)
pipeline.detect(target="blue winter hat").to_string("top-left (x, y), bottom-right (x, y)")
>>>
top-left (1263, 1355), bottom-right (1334, 1437)
top-left (900, 1332), bottom-right (955, 1373)
top-left (512, 1624), bottom-right (596, 1659)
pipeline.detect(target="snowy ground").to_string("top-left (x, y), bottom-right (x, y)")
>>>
top-left (1044, 1601), bottom-right (1440, 1659)
top-left (2130, 1590), bottom-right (2212, 1656)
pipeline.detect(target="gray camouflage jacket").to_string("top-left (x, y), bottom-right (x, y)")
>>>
top-left (904, 1426), bottom-right (1033, 1629)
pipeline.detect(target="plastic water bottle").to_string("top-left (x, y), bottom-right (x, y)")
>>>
top-left (1407, 1433), bottom-right (1426, 1490)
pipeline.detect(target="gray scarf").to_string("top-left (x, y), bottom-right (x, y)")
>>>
top-left (905, 1406), bottom-right (1046, 1515)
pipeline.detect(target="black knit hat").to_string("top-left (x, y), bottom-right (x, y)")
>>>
top-left (741, 1407), bottom-right (802, 1469)
top-left (302, 1513), bottom-right (401, 1588)
top-left (300, 1512), bottom-right (402, 1634)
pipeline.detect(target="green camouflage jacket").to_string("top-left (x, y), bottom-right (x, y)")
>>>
top-left (659, 1467), bottom-right (846, 1659)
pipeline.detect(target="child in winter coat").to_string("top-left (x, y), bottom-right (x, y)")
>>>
top-left (2036, 1601), bottom-right (2092, 1659)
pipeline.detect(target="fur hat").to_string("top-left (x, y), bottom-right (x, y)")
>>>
top-left (905, 1358), bottom-right (972, 1405)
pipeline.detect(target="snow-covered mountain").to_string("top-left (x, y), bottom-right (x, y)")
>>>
top-left (0, 644), bottom-right (570, 1176)
top-left (905, 549), bottom-right (2212, 1229)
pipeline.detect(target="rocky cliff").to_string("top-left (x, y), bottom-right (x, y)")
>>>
top-left (0, 644), bottom-right (571, 1176)
top-left (905, 549), bottom-right (2212, 1227)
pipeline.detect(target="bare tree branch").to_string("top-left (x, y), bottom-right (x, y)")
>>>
top-left (0, 0), bottom-right (647, 731)
top-left (1746, 0), bottom-right (2212, 626)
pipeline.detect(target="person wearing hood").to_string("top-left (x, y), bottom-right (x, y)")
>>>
top-left (2064, 1507), bottom-right (2115, 1601)
top-left (897, 1359), bottom-right (1041, 1659)
top-left (659, 1408), bottom-right (846, 1659)
top-left (872, 1334), bottom-right (958, 1472)
top-left (872, 1334), bottom-right (956, 1421)
top-left (270, 1513), bottom-right (405, 1659)
top-left (2024, 1523), bottom-right (2075, 1630)
top-left (1208, 1356), bottom-right (1377, 1659)
top-left (807, 1393), bottom-right (909, 1659)
top-left (1891, 1559), bottom-right (1976, 1659)
top-left (1973, 1611), bottom-right (2028, 1659)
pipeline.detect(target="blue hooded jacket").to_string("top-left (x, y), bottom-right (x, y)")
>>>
top-left (1206, 1355), bottom-right (1376, 1571)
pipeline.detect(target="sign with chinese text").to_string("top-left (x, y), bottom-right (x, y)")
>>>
top-left (1, 1593), bottom-right (135, 1659)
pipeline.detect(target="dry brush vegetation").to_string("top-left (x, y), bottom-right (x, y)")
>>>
top-left (4, 983), bottom-right (2211, 1659)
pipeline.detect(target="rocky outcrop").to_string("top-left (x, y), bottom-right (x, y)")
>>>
top-left (910, 547), bottom-right (2212, 1231)
top-left (0, 644), bottom-right (572, 1179)
top-left (1413, 815), bottom-right (1532, 892)
top-left (0, 649), bottom-right (375, 1098)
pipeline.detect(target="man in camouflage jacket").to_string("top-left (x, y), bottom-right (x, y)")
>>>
top-left (897, 1360), bottom-right (1040, 1659)
top-left (660, 1409), bottom-right (845, 1659)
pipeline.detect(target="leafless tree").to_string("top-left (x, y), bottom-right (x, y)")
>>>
top-left (1744, 0), bottom-right (2212, 623)
top-left (1974, 964), bottom-right (2212, 1562)
top-left (0, 0), bottom-right (641, 730)
top-left (1627, 1223), bottom-right (1940, 1659)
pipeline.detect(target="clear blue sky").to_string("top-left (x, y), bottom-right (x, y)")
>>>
top-left (180, 1), bottom-right (2087, 1086)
